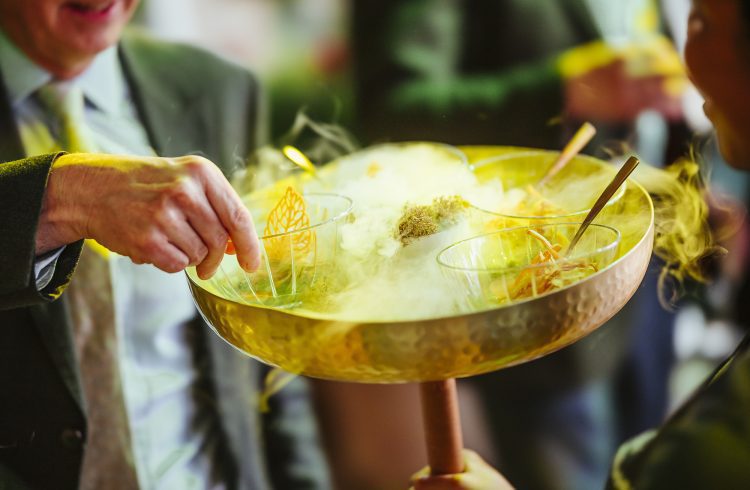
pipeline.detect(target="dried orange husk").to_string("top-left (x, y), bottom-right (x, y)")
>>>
top-left (499, 230), bottom-right (598, 302)
top-left (506, 257), bottom-right (598, 301)
top-left (263, 186), bottom-right (316, 263)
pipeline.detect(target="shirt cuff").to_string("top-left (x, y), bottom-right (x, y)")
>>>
top-left (34, 246), bottom-right (66, 290)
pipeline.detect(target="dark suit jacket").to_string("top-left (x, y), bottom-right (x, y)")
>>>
top-left (0, 31), bottom-right (330, 490)
top-left (607, 334), bottom-right (750, 489)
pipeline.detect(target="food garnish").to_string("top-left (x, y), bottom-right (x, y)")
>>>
top-left (264, 186), bottom-right (315, 262)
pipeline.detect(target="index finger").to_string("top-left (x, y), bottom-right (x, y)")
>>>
top-left (201, 166), bottom-right (261, 272)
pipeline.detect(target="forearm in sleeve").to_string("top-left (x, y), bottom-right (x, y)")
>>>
top-left (0, 153), bottom-right (83, 309)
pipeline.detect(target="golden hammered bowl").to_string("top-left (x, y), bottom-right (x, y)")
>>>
top-left (187, 146), bottom-right (654, 383)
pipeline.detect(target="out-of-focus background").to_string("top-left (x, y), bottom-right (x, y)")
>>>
top-left (136, 1), bottom-right (750, 489)
top-left (136, 0), bottom-right (353, 143)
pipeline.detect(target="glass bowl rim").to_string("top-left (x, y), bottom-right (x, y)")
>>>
top-left (246, 192), bottom-right (354, 240)
top-left (470, 150), bottom-right (627, 220)
top-left (435, 222), bottom-right (622, 273)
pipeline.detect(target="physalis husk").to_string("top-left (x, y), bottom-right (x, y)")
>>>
top-left (263, 186), bottom-right (315, 263)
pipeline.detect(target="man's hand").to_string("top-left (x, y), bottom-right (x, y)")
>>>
top-left (409, 450), bottom-right (514, 490)
top-left (36, 153), bottom-right (261, 279)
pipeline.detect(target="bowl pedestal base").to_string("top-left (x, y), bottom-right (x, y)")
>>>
top-left (420, 379), bottom-right (465, 475)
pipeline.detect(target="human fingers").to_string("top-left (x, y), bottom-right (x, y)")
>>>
top-left (457, 450), bottom-right (514, 490)
top-left (411, 450), bottom-right (513, 490)
top-left (168, 156), bottom-right (259, 274)
top-left (131, 231), bottom-right (191, 274)
top-left (152, 201), bottom-right (211, 268)
top-left (171, 187), bottom-right (233, 279)
top-left (132, 164), bottom-right (227, 279)
top-left (195, 160), bottom-right (261, 272)
top-left (412, 475), bottom-right (462, 490)
top-left (410, 465), bottom-right (431, 483)
top-left (164, 216), bottom-right (210, 268)
top-left (461, 449), bottom-right (486, 468)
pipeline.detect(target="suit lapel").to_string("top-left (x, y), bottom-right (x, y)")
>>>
top-left (118, 35), bottom-right (206, 158)
top-left (0, 76), bottom-right (25, 163)
top-left (0, 75), bottom-right (86, 411)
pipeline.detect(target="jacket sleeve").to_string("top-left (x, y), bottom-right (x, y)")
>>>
top-left (0, 153), bottom-right (83, 310)
top-left (607, 335), bottom-right (750, 489)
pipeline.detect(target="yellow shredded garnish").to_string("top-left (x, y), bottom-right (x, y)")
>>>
top-left (526, 229), bottom-right (559, 260)
top-left (502, 230), bottom-right (597, 302)
top-left (264, 186), bottom-right (315, 262)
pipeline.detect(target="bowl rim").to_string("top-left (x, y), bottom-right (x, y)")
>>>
top-left (470, 150), bottom-right (627, 220)
top-left (435, 222), bottom-right (622, 273)
top-left (248, 192), bottom-right (354, 240)
top-left (187, 159), bottom-right (655, 327)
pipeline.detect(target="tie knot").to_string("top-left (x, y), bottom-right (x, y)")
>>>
top-left (35, 81), bottom-right (96, 153)
top-left (36, 81), bottom-right (85, 122)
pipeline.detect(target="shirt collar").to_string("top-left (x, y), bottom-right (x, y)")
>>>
top-left (77, 45), bottom-right (126, 117)
top-left (0, 27), bottom-right (126, 116)
top-left (0, 28), bottom-right (51, 106)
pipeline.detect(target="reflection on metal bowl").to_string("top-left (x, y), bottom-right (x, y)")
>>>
top-left (187, 146), bottom-right (654, 383)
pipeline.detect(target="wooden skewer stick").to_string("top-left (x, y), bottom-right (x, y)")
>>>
top-left (537, 122), bottom-right (597, 187)
top-left (420, 379), bottom-right (465, 475)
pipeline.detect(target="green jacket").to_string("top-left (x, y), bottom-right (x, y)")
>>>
top-left (608, 334), bottom-right (750, 489)
top-left (0, 32), bottom-right (330, 490)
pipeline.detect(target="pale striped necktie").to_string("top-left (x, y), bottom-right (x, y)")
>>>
top-left (36, 81), bottom-right (139, 490)
top-left (36, 81), bottom-right (98, 153)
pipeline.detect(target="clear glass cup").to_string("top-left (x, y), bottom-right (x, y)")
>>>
top-left (470, 151), bottom-right (627, 228)
top-left (207, 192), bottom-right (353, 308)
top-left (437, 223), bottom-right (621, 311)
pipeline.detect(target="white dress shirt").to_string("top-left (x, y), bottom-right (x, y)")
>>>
top-left (0, 29), bottom-right (229, 490)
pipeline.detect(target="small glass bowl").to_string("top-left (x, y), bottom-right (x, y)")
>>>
top-left (471, 151), bottom-right (627, 228)
top-left (207, 192), bottom-right (353, 308)
top-left (436, 223), bottom-right (621, 311)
